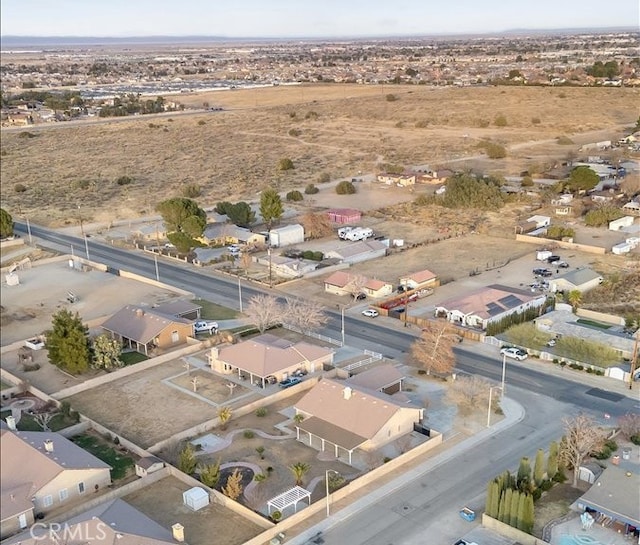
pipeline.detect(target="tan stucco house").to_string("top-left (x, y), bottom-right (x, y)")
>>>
top-left (324, 270), bottom-right (393, 298)
top-left (0, 430), bottom-right (111, 539)
top-left (398, 268), bottom-right (439, 290)
top-left (101, 305), bottom-right (194, 355)
top-left (294, 378), bottom-right (424, 464)
top-left (208, 334), bottom-right (334, 386)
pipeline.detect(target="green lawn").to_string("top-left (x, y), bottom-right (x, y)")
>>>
top-left (120, 351), bottom-right (149, 365)
top-left (72, 434), bottom-right (134, 480)
top-left (192, 298), bottom-right (238, 320)
top-left (0, 410), bottom-right (78, 432)
top-left (576, 319), bottom-right (612, 330)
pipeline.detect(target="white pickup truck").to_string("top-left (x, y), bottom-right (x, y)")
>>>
top-left (193, 320), bottom-right (219, 334)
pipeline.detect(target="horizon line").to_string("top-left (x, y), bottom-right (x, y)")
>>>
top-left (1, 26), bottom-right (638, 42)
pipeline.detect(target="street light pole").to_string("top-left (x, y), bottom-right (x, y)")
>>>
top-left (25, 216), bottom-right (32, 244)
top-left (326, 469), bottom-right (339, 517)
top-left (238, 275), bottom-right (243, 312)
top-left (341, 306), bottom-right (345, 346)
top-left (154, 254), bottom-right (160, 282)
top-left (84, 235), bottom-right (90, 262)
top-left (487, 386), bottom-right (502, 428)
top-left (500, 353), bottom-right (507, 398)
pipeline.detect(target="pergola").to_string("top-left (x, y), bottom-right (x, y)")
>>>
top-left (267, 486), bottom-right (311, 516)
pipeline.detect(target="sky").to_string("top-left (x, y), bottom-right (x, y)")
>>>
top-left (1, 0), bottom-right (638, 38)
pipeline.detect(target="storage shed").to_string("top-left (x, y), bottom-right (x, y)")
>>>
top-left (327, 208), bottom-right (362, 224)
top-left (183, 486), bottom-right (210, 511)
top-left (268, 224), bottom-right (305, 247)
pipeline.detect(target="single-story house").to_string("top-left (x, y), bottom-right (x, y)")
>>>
top-left (268, 224), bottom-right (305, 247)
top-left (258, 254), bottom-right (318, 279)
top-left (399, 269), bottom-right (439, 290)
top-left (101, 305), bottom-right (194, 355)
top-left (208, 334), bottom-right (334, 386)
top-left (4, 498), bottom-right (178, 545)
top-left (376, 172), bottom-right (416, 186)
top-left (327, 208), bottom-right (362, 224)
top-left (347, 363), bottom-right (405, 395)
top-left (549, 268), bottom-right (603, 294)
top-left (134, 456), bottom-right (165, 478)
top-left (609, 216), bottom-right (638, 231)
top-left (0, 430), bottom-right (111, 539)
top-left (621, 200), bottom-right (640, 216)
top-left (528, 215), bottom-right (551, 228)
top-left (130, 221), bottom-right (167, 242)
top-left (575, 466), bottom-right (640, 535)
top-left (294, 378), bottom-right (424, 464)
top-left (201, 223), bottom-right (266, 246)
top-left (435, 284), bottom-right (547, 330)
top-left (324, 271), bottom-right (393, 298)
top-left (324, 239), bottom-right (388, 265)
top-left (152, 300), bottom-right (201, 320)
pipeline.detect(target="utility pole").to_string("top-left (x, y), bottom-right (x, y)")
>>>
top-left (629, 332), bottom-right (638, 390)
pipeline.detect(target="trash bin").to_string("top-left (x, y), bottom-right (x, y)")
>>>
top-left (622, 448), bottom-right (631, 460)
top-left (612, 455), bottom-right (620, 465)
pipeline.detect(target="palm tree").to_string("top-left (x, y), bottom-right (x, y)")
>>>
top-left (218, 406), bottom-right (232, 430)
top-left (289, 462), bottom-right (310, 486)
top-left (567, 290), bottom-right (582, 311)
top-left (293, 413), bottom-right (305, 424)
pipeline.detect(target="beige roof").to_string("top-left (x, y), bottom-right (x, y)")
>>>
top-left (324, 271), bottom-right (390, 291)
top-left (295, 378), bottom-right (415, 440)
top-left (435, 284), bottom-right (542, 320)
top-left (347, 364), bottom-right (404, 391)
top-left (578, 466), bottom-right (640, 526)
top-left (404, 268), bottom-right (437, 284)
top-left (1, 430), bottom-right (111, 521)
top-left (4, 499), bottom-right (177, 545)
top-left (298, 416), bottom-right (367, 450)
top-left (218, 336), bottom-right (334, 377)
top-left (101, 305), bottom-right (192, 344)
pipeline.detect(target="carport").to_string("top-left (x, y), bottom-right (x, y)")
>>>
top-left (267, 486), bottom-right (311, 516)
top-left (296, 416), bottom-right (366, 466)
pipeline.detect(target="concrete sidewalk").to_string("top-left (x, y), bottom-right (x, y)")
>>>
top-left (285, 396), bottom-right (525, 545)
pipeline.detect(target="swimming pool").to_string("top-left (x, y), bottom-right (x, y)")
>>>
top-left (559, 535), bottom-right (603, 545)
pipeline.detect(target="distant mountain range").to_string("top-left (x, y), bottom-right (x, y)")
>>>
top-left (1, 27), bottom-right (637, 47)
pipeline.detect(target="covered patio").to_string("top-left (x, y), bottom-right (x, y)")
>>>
top-left (267, 486), bottom-right (311, 517)
top-left (296, 417), bottom-right (366, 466)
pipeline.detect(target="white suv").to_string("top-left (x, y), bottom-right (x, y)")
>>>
top-left (500, 347), bottom-right (528, 361)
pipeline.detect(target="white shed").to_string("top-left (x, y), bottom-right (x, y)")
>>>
top-left (269, 224), bottom-right (305, 247)
top-left (609, 216), bottom-right (634, 231)
top-left (183, 486), bottom-right (210, 511)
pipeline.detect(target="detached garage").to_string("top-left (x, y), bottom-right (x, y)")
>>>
top-left (327, 208), bottom-right (361, 224)
top-left (269, 224), bottom-right (305, 247)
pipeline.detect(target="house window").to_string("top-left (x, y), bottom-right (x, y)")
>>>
top-left (171, 330), bottom-right (179, 343)
top-left (59, 488), bottom-right (68, 502)
top-left (43, 495), bottom-right (53, 507)
top-left (78, 482), bottom-right (85, 494)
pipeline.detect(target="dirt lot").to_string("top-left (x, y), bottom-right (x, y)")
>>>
top-left (125, 476), bottom-right (265, 545)
top-left (0, 258), bottom-right (187, 346)
top-left (1, 85), bottom-right (636, 226)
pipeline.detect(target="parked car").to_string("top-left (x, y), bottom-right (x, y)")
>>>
top-left (362, 309), bottom-right (379, 318)
top-left (265, 375), bottom-right (278, 385)
top-left (355, 293), bottom-right (367, 300)
top-left (459, 507), bottom-right (476, 522)
top-left (557, 261), bottom-right (570, 268)
top-left (500, 347), bottom-right (528, 361)
top-left (193, 320), bottom-right (219, 334)
top-left (533, 268), bottom-right (552, 277)
top-left (547, 255), bottom-right (561, 263)
top-left (279, 377), bottom-right (302, 388)
top-left (546, 338), bottom-right (557, 347)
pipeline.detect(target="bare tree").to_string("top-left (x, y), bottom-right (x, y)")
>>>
top-left (617, 413), bottom-right (640, 440)
top-left (300, 212), bottom-right (333, 240)
top-left (33, 412), bottom-right (56, 431)
top-left (346, 274), bottom-right (368, 301)
top-left (283, 297), bottom-right (328, 332)
top-left (445, 375), bottom-right (491, 417)
top-left (244, 294), bottom-right (284, 333)
top-left (559, 414), bottom-right (606, 487)
top-left (411, 321), bottom-right (458, 376)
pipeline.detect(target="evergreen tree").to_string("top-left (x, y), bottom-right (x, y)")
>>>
top-left (497, 491), bottom-right (506, 523)
top-left (0, 208), bottom-right (13, 238)
top-left (509, 490), bottom-right (520, 528)
top-left (178, 444), bottom-right (197, 475)
top-left (534, 449), bottom-right (546, 486)
top-left (488, 480), bottom-right (500, 518)
top-left (199, 459), bottom-right (221, 488)
top-left (222, 468), bottom-right (244, 500)
top-left (92, 334), bottom-right (123, 370)
top-left (517, 493), bottom-right (527, 531)
top-left (45, 309), bottom-right (91, 374)
top-left (259, 187), bottom-right (284, 230)
top-left (547, 441), bottom-right (559, 479)
top-left (523, 493), bottom-right (535, 534)
top-left (485, 481), bottom-right (494, 516)
top-left (517, 457), bottom-right (531, 492)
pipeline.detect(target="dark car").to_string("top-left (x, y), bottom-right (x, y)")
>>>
top-left (533, 268), bottom-right (552, 277)
top-left (547, 255), bottom-right (561, 263)
top-left (355, 293), bottom-right (367, 300)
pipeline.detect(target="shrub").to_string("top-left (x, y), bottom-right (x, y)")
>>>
top-left (74, 179), bottom-right (91, 190)
top-left (521, 176), bottom-right (534, 187)
top-left (116, 176), bottom-right (133, 186)
top-left (182, 183), bottom-right (201, 198)
top-left (318, 172), bottom-right (331, 184)
top-left (14, 183), bottom-right (27, 193)
top-left (305, 111), bottom-right (318, 120)
top-left (336, 180), bottom-right (356, 194)
top-left (304, 183), bottom-right (319, 194)
top-left (197, 120), bottom-right (206, 126)
top-left (531, 117), bottom-right (541, 125)
top-left (478, 141), bottom-right (507, 159)
top-left (278, 158), bottom-right (295, 171)
top-left (288, 128), bottom-right (301, 137)
top-left (271, 510), bottom-right (282, 522)
top-left (243, 430), bottom-right (255, 439)
top-left (631, 434), bottom-right (640, 445)
top-left (532, 488), bottom-right (542, 501)
top-left (552, 469), bottom-right (566, 483)
top-left (385, 94), bottom-right (398, 102)
top-left (494, 114), bottom-right (508, 127)
top-left (556, 136), bottom-right (574, 145)
top-left (477, 119), bottom-right (490, 128)
top-left (18, 131), bottom-right (38, 139)
top-left (540, 479), bottom-right (553, 491)
top-left (255, 407), bottom-right (267, 417)
top-left (415, 119), bottom-right (429, 128)
top-left (286, 190), bottom-right (303, 201)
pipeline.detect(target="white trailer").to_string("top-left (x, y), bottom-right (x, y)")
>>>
top-left (345, 227), bottom-right (373, 241)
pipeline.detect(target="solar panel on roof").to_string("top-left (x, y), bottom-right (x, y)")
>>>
top-left (486, 302), bottom-right (503, 316)
top-left (498, 294), bottom-right (523, 309)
